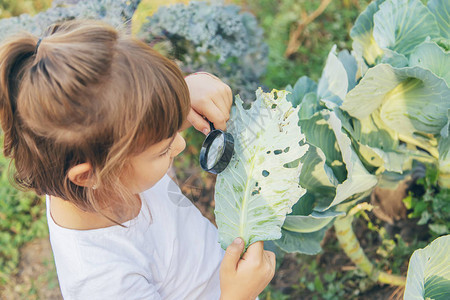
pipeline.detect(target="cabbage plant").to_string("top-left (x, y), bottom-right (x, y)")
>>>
top-left (213, 0), bottom-right (449, 287)
top-left (344, 0), bottom-right (450, 187)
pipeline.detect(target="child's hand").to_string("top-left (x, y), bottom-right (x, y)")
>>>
top-left (220, 238), bottom-right (276, 300)
top-left (183, 72), bottom-right (233, 134)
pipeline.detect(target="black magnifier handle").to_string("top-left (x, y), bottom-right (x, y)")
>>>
top-left (209, 120), bottom-right (215, 131)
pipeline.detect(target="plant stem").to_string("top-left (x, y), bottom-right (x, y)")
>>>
top-left (284, 0), bottom-right (332, 58)
top-left (378, 271), bottom-right (407, 286)
top-left (334, 213), bottom-right (406, 286)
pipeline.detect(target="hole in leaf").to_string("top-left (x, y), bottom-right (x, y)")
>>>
top-left (252, 190), bottom-right (260, 196)
top-left (262, 170), bottom-right (270, 177)
top-left (274, 150), bottom-right (282, 155)
top-left (284, 147), bottom-right (290, 153)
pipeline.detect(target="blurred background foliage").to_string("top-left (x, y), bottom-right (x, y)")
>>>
top-left (0, 0), bottom-right (52, 18)
top-left (228, 0), bottom-right (370, 88)
top-left (0, 136), bottom-right (48, 286)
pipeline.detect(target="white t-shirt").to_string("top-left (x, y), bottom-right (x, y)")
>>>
top-left (47, 174), bottom-right (225, 299)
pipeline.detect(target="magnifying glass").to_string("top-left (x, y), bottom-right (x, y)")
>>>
top-left (199, 121), bottom-right (234, 174)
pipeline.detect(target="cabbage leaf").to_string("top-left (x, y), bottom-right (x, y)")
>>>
top-left (404, 235), bottom-right (450, 300)
top-left (342, 64), bottom-right (450, 137)
top-left (428, 0), bottom-right (450, 39)
top-left (350, 0), bottom-right (385, 66)
top-left (214, 88), bottom-right (308, 249)
top-left (373, 0), bottom-right (440, 56)
top-left (409, 41), bottom-right (450, 86)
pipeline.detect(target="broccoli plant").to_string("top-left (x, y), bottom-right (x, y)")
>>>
top-left (0, 0), bottom-right (141, 41)
top-left (137, 1), bottom-right (268, 100)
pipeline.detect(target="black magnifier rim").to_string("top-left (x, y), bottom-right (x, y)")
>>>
top-left (200, 129), bottom-right (234, 174)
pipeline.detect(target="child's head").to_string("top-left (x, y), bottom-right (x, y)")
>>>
top-left (0, 20), bottom-right (190, 216)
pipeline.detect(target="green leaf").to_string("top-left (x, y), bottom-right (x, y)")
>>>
top-left (409, 41), bottom-right (450, 86)
top-left (439, 110), bottom-right (450, 160)
top-left (405, 235), bottom-right (450, 300)
top-left (214, 88), bottom-right (309, 249)
top-left (274, 226), bottom-right (328, 255)
top-left (352, 110), bottom-right (398, 150)
top-left (434, 37), bottom-right (450, 52)
top-left (350, 0), bottom-right (385, 66)
top-left (373, 0), bottom-right (440, 56)
top-left (428, 224), bottom-right (448, 235)
top-left (439, 110), bottom-right (450, 187)
top-left (299, 111), bottom-right (347, 183)
top-left (338, 50), bottom-right (358, 91)
top-left (283, 209), bottom-right (344, 233)
top-left (380, 48), bottom-right (408, 68)
top-left (428, 0), bottom-right (450, 39)
top-left (298, 144), bottom-right (336, 196)
top-left (315, 111), bottom-right (378, 211)
top-left (347, 109), bottom-right (414, 172)
top-left (286, 76), bottom-right (317, 108)
top-left (314, 275), bottom-right (325, 292)
top-left (290, 192), bottom-right (316, 216)
top-left (298, 92), bottom-right (320, 120)
top-left (342, 64), bottom-right (450, 136)
top-left (317, 45), bottom-right (348, 106)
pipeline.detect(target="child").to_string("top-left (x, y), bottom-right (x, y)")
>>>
top-left (0, 20), bottom-right (275, 299)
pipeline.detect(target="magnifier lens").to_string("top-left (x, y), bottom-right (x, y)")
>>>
top-left (207, 133), bottom-right (225, 169)
top-left (199, 121), bottom-right (234, 174)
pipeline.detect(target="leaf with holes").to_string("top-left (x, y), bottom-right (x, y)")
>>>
top-left (214, 88), bottom-right (308, 249)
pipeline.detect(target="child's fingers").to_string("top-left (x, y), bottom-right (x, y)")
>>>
top-left (221, 237), bottom-right (245, 274)
top-left (242, 241), bottom-right (265, 262)
top-left (212, 95), bottom-right (231, 126)
top-left (194, 99), bottom-right (228, 131)
top-left (212, 84), bottom-right (233, 119)
top-left (224, 83), bottom-right (233, 108)
top-left (186, 109), bottom-right (211, 135)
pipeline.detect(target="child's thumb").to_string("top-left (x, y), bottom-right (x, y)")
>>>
top-left (221, 237), bottom-right (245, 273)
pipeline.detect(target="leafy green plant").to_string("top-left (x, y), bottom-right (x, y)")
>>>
top-left (403, 164), bottom-right (450, 238)
top-left (213, 0), bottom-right (449, 289)
top-left (342, 0), bottom-right (450, 185)
top-left (0, 140), bottom-right (47, 284)
top-left (277, 0), bottom-right (449, 253)
top-left (0, 0), bottom-right (141, 41)
top-left (137, 1), bottom-right (268, 100)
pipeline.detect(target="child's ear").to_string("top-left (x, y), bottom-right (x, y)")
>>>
top-left (67, 163), bottom-right (95, 188)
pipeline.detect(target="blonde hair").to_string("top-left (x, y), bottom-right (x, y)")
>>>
top-left (0, 20), bottom-right (190, 218)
